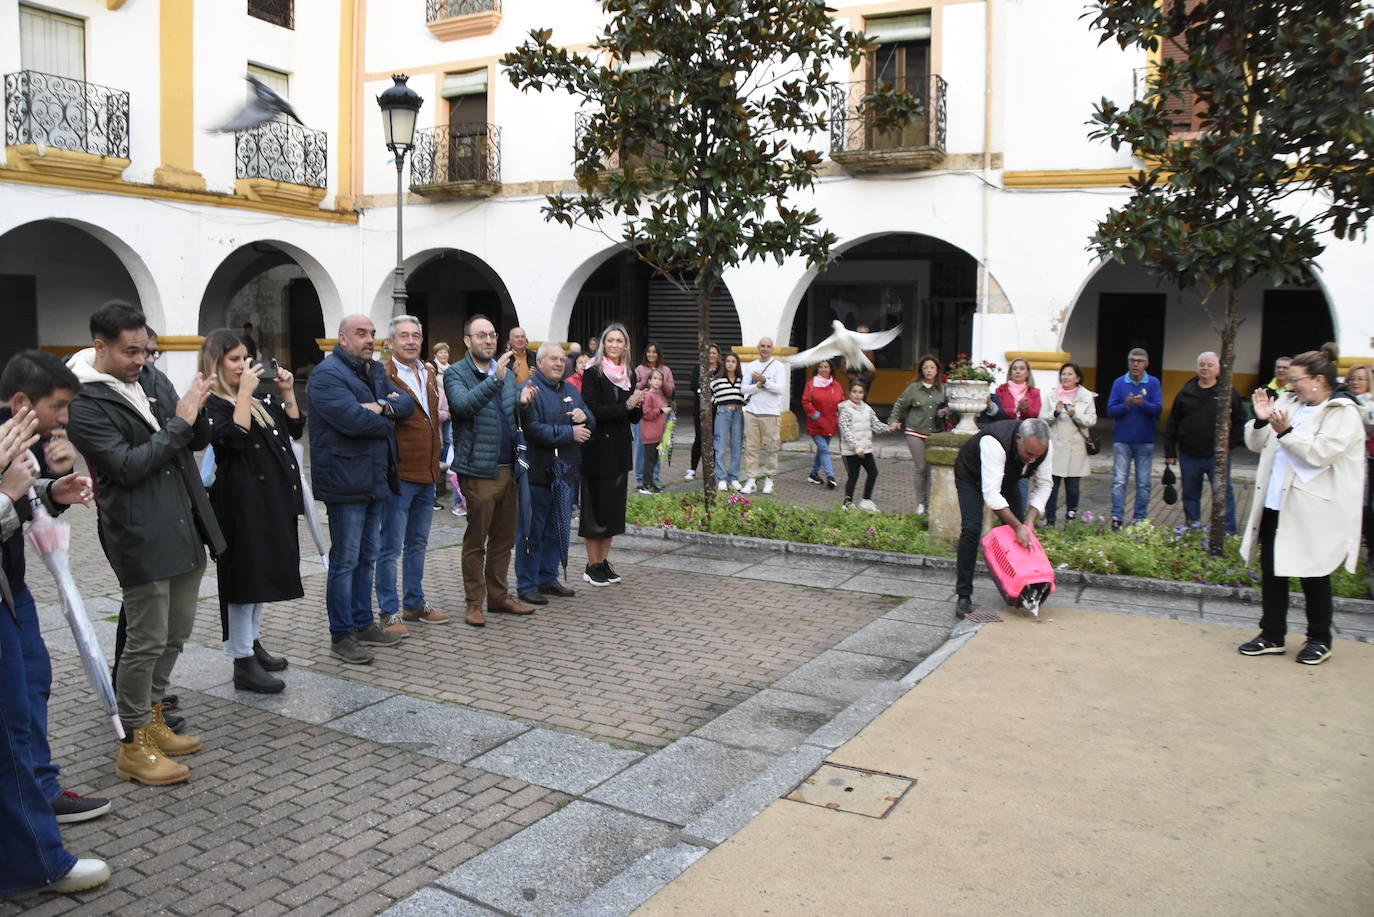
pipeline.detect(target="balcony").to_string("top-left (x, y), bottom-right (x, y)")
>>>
top-left (425, 0), bottom-right (501, 41)
top-left (234, 119), bottom-right (327, 207)
top-left (829, 74), bottom-right (947, 174)
top-left (573, 111), bottom-right (669, 187)
top-left (3, 70), bottom-right (130, 180)
top-left (409, 123), bottom-right (501, 199)
top-left (248, 0), bottom-right (293, 29)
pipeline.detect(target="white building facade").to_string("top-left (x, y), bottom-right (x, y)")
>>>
top-left (2, 0), bottom-right (1369, 410)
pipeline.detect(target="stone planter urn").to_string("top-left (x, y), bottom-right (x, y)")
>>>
top-left (946, 380), bottom-right (992, 434)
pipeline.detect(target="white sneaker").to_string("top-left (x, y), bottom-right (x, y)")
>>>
top-left (916, 503), bottom-right (926, 515)
top-left (729, 480), bottom-right (743, 491)
top-left (45, 858), bottom-right (111, 894)
top-left (717, 480), bottom-right (728, 491)
top-left (762, 477), bottom-right (775, 495)
top-left (740, 478), bottom-right (757, 494)
top-left (685, 469), bottom-right (696, 481)
top-left (859, 498), bottom-right (878, 512)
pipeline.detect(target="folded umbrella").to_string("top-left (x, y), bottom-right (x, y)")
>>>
top-left (25, 492), bottom-right (124, 740)
top-left (548, 457), bottom-right (576, 576)
top-left (292, 441), bottom-right (328, 569)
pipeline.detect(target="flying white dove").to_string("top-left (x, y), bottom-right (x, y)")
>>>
top-left (783, 321), bottom-right (904, 372)
top-left (210, 75), bottom-right (304, 133)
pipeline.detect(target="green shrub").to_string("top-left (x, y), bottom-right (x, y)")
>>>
top-left (625, 494), bottom-right (1372, 600)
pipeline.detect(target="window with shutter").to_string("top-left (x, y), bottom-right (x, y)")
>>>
top-left (863, 13), bottom-right (933, 149)
top-left (19, 5), bottom-right (85, 81)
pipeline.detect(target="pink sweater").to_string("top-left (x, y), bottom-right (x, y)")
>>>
top-left (639, 390), bottom-right (667, 444)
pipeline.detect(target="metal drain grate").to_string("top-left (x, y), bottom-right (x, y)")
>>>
top-left (965, 610), bottom-right (1003, 623)
top-left (786, 763), bottom-right (916, 818)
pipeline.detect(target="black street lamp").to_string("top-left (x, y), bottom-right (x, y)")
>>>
top-left (377, 74), bottom-right (424, 315)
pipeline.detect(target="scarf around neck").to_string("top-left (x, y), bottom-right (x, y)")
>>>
top-left (602, 358), bottom-right (631, 391)
top-left (812, 374), bottom-right (835, 389)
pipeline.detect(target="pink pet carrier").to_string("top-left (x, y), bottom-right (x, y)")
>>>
top-left (980, 525), bottom-right (1056, 616)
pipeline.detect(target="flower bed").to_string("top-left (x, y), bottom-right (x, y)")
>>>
top-left (625, 495), bottom-right (1371, 599)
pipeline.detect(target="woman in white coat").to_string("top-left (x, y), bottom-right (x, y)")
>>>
top-left (1042, 362), bottom-right (1097, 525)
top-left (1237, 351), bottom-right (1366, 665)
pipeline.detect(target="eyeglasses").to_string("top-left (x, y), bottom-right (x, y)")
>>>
top-left (468, 331), bottom-right (498, 341)
top-left (144, 349), bottom-right (161, 358)
top-left (1288, 373), bottom-right (1311, 384)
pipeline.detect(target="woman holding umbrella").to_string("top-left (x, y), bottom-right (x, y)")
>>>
top-left (200, 329), bottom-right (304, 693)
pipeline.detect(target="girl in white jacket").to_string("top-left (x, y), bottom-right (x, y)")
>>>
top-left (838, 382), bottom-right (889, 511)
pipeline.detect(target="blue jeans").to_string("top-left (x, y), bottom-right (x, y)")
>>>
top-left (810, 434), bottom-right (834, 478)
top-left (11, 587), bottom-right (59, 803)
top-left (714, 406), bottom-right (743, 482)
top-left (1111, 441), bottom-right (1154, 522)
top-left (1179, 453), bottom-right (1236, 533)
top-left (516, 483), bottom-right (566, 594)
top-left (377, 480), bottom-right (435, 614)
top-left (1046, 476), bottom-right (1081, 524)
top-left (631, 422), bottom-right (641, 480)
top-left (325, 499), bottom-right (385, 641)
top-left (0, 601), bottom-right (75, 894)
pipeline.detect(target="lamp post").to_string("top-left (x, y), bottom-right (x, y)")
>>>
top-left (377, 74), bottom-right (424, 316)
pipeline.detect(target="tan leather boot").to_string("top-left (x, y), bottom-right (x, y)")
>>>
top-left (147, 701), bottom-right (203, 756)
top-left (116, 726), bottom-right (190, 786)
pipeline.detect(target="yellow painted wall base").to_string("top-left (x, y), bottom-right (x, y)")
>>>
top-left (1005, 351), bottom-right (1070, 372)
top-left (153, 165), bottom-right (207, 191)
top-left (157, 335), bottom-right (205, 352)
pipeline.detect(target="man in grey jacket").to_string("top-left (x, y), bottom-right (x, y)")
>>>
top-left (67, 303), bottom-right (224, 787)
top-left (444, 314), bottom-right (535, 627)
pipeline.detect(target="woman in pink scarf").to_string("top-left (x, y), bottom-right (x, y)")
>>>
top-left (1044, 362), bottom-right (1097, 524)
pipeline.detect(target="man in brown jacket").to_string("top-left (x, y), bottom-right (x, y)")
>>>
top-left (376, 315), bottom-right (451, 635)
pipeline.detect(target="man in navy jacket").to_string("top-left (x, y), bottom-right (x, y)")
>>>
top-left (516, 343), bottom-right (594, 605)
top-left (1106, 347), bottom-right (1163, 529)
top-left (307, 315), bottom-right (413, 665)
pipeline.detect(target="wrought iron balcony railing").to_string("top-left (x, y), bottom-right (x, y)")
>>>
top-left (248, 0), bottom-right (293, 29)
top-left (410, 123), bottom-right (501, 187)
top-left (235, 119), bottom-right (327, 188)
top-left (573, 111), bottom-right (668, 174)
top-left (425, 0), bottom-right (499, 21)
top-left (4, 70), bottom-right (130, 158)
top-left (829, 74), bottom-right (947, 155)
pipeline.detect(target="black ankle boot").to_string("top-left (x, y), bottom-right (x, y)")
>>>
top-left (253, 640), bottom-right (288, 672)
top-left (234, 656), bottom-right (285, 694)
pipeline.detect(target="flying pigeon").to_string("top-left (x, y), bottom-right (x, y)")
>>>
top-left (210, 75), bottom-right (304, 133)
top-left (783, 321), bottom-right (904, 372)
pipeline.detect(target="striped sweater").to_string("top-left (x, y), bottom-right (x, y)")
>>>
top-left (711, 375), bottom-right (745, 407)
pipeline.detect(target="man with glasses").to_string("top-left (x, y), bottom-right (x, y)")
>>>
top-left (444, 315), bottom-right (536, 627)
top-left (1106, 348), bottom-right (1162, 530)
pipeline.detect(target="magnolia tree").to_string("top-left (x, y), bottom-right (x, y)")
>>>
top-left (502, 0), bottom-right (917, 503)
top-left (1086, 0), bottom-right (1374, 550)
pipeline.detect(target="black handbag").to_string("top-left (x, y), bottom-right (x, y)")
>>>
top-left (1077, 425), bottom-right (1100, 456)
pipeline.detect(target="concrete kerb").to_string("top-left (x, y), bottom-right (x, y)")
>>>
top-left (623, 524), bottom-right (1374, 616)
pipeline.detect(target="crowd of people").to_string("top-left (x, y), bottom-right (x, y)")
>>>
top-left (2, 300), bottom-right (1371, 897)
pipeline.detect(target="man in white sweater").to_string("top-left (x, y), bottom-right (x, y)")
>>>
top-left (741, 337), bottom-right (787, 494)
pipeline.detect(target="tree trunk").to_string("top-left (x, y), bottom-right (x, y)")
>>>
top-left (696, 278), bottom-right (717, 518)
top-left (1209, 283), bottom-right (1240, 553)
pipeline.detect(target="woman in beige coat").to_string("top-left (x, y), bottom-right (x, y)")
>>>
top-left (1041, 362), bottom-right (1097, 524)
top-left (1237, 351), bottom-right (1365, 666)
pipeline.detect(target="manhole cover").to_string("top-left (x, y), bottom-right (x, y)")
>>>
top-left (786, 763), bottom-right (915, 818)
top-left (965, 609), bottom-right (1004, 623)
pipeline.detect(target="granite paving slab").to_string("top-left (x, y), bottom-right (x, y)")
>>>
top-left (566, 843), bottom-right (709, 917)
top-left (436, 802), bottom-right (679, 917)
top-left (690, 688), bottom-right (845, 755)
top-left (38, 612), bottom-right (119, 659)
top-left (769, 649), bottom-right (916, 705)
top-left (469, 728), bottom-right (644, 796)
top-left (1077, 585), bottom-right (1204, 613)
top-left (832, 618), bottom-right (951, 662)
top-left (834, 573), bottom-right (960, 600)
top-left (201, 664), bottom-right (393, 724)
top-left (636, 553), bottom-right (754, 577)
top-left (165, 641), bottom-right (236, 691)
top-left (756, 553), bottom-right (872, 573)
top-left (855, 563), bottom-right (957, 585)
top-left (883, 596), bottom-right (962, 627)
top-left (584, 736), bottom-right (774, 825)
top-left (328, 694), bottom-right (529, 763)
top-left (730, 563), bottom-right (854, 590)
top-left (680, 743), bottom-right (832, 848)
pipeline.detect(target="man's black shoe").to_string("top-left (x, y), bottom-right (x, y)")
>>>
top-left (161, 694), bottom-right (179, 710)
top-left (162, 711), bottom-right (185, 732)
top-left (1238, 635), bottom-right (1285, 656)
top-left (1296, 640), bottom-right (1332, 665)
top-left (1110, 518), bottom-right (1122, 532)
top-left (517, 592), bottom-right (549, 606)
top-left (955, 596), bottom-right (972, 620)
top-left (540, 583), bottom-right (576, 598)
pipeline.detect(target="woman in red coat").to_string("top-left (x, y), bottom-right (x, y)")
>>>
top-left (994, 358), bottom-right (1042, 421)
top-left (802, 359), bottom-right (844, 488)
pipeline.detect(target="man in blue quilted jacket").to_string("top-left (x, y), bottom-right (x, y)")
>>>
top-left (307, 314), bottom-right (413, 665)
top-left (444, 314), bottom-right (536, 628)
